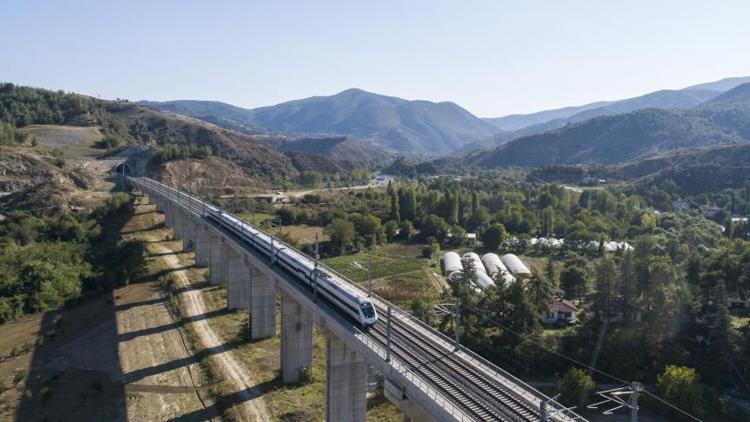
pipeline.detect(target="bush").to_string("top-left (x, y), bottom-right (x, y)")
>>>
top-left (297, 367), bottom-right (314, 384)
top-left (95, 135), bottom-right (119, 149)
top-left (555, 367), bottom-right (595, 408)
top-left (656, 365), bottom-right (709, 420)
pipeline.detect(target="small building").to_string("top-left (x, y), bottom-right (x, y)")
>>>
top-left (542, 298), bottom-right (578, 324)
top-left (702, 206), bottom-right (722, 219)
top-left (501, 254), bottom-right (531, 276)
top-left (671, 200), bottom-right (690, 212)
top-left (442, 252), bottom-right (463, 276)
top-left (481, 253), bottom-right (515, 286)
top-left (462, 252), bottom-right (487, 274)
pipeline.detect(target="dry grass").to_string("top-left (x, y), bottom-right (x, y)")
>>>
top-left (279, 224), bottom-right (328, 245)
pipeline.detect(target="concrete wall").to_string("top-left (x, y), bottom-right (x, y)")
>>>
top-left (326, 334), bottom-right (367, 422)
top-left (281, 292), bottom-right (312, 383)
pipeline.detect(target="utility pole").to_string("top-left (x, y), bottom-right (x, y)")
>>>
top-left (367, 255), bottom-right (373, 297)
top-left (539, 394), bottom-right (560, 422)
top-left (630, 382), bottom-right (640, 422)
top-left (454, 299), bottom-right (461, 351)
top-left (270, 229), bottom-right (275, 264)
top-left (313, 233), bottom-right (319, 301)
top-left (386, 305), bottom-right (392, 362)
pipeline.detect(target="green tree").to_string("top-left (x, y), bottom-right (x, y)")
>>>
top-left (384, 220), bottom-right (399, 242)
top-left (326, 218), bottom-right (356, 255)
top-left (527, 272), bottom-right (553, 312)
top-left (457, 190), bottom-right (465, 226)
top-left (656, 366), bottom-right (708, 420)
top-left (390, 187), bottom-right (400, 223)
top-left (482, 224), bottom-right (508, 250)
top-left (593, 256), bottom-right (617, 320)
top-left (707, 279), bottom-right (734, 387)
top-left (560, 258), bottom-right (589, 302)
top-left (555, 368), bottom-right (595, 409)
top-left (420, 214), bottom-right (450, 242)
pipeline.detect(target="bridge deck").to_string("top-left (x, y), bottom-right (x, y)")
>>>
top-left (128, 176), bottom-right (586, 422)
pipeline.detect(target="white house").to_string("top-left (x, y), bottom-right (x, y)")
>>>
top-left (542, 298), bottom-right (578, 324)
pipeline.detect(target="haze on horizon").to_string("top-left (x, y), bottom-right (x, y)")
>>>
top-left (3, 0), bottom-right (750, 117)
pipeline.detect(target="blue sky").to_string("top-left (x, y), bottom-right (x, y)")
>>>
top-left (2, 0), bottom-right (749, 116)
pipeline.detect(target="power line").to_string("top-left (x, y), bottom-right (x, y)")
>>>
top-left (459, 303), bottom-right (704, 422)
top-left (641, 391), bottom-right (702, 422)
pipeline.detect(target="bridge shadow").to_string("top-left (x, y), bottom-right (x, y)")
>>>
top-left (120, 222), bottom-right (165, 234)
top-left (14, 195), bottom-right (231, 421)
top-left (140, 266), bottom-right (195, 283)
top-left (15, 293), bottom-right (128, 422)
top-left (122, 338), bottom-right (245, 384)
top-left (147, 250), bottom-right (182, 258)
top-left (166, 378), bottom-right (281, 422)
top-left (171, 280), bottom-right (214, 296)
top-left (117, 308), bottom-right (230, 342)
top-left (112, 296), bottom-right (166, 312)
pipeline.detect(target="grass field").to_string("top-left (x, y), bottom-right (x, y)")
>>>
top-left (279, 224), bottom-right (328, 245)
top-left (324, 243), bottom-right (442, 306)
top-left (237, 212), bottom-right (275, 225)
top-left (19, 124), bottom-right (103, 159)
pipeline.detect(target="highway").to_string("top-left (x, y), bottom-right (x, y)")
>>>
top-left (127, 176), bottom-right (586, 422)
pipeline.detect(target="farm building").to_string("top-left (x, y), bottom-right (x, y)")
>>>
top-left (501, 254), bottom-right (531, 276)
top-left (542, 298), bottom-right (578, 324)
top-left (462, 252), bottom-right (487, 273)
top-left (442, 251), bottom-right (463, 276)
top-left (481, 253), bottom-right (516, 286)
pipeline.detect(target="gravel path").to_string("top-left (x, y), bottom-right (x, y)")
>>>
top-left (151, 240), bottom-right (272, 422)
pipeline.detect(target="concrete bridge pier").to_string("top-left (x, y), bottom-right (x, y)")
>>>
top-left (280, 292), bottom-right (312, 383)
top-left (248, 266), bottom-right (276, 340)
top-left (384, 379), bottom-right (434, 422)
top-left (164, 203), bottom-right (175, 228)
top-left (173, 210), bottom-right (184, 241)
top-left (326, 334), bottom-right (367, 422)
top-left (194, 225), bottom-right (210, 267)
top-left (181, 217), bottom-right (196, 253)
top-left (227, 249), bottom-right (251, 310)
top-left (209, 234), bottom-right (227, 285)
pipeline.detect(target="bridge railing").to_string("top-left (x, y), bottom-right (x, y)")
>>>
top-left (129, 176), bottom-right (584, 422)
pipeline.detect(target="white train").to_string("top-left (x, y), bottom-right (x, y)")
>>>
top-left (206, 208), bottom-right (378, 327)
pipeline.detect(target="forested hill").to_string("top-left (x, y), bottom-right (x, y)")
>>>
top-left (468, 108), bottom-right (747, 167)
top-left (142, 88), bottom-right (499, 156)
top-left (1, 84), bottom-right (384, 187)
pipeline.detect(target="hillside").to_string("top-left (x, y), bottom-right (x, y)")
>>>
top-left (272, 136), bottom-right (391, 166)
top-left (467, 89), bottom-right (725, 153)
top-left (482, 101), bottom-right (612, 132)
top-left (615, 143), bottom-right (750, 195)
top-left (0, 84), bottom-right (301, 183)
top-left (468, 109), bottom-right (747, 168)
top-left (470, 77), bottom-right (750, 154)
top-left (143, 89), bottom-right (498, 156)
top-left (705, 82), bottom-right (750, 105)
top-left (137, 100), bottom-right (266, 135)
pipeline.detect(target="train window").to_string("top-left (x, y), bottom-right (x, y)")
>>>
top-left (360, 303), bottom-right (375, 319)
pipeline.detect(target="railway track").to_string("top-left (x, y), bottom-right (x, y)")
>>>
top-left (130, 177), bottom-right (583, 422)
top-left (368, 306), bottom-right (540, 421)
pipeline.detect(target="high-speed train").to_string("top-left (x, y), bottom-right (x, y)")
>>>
top-left (206, 208), bottom-right (378, 327)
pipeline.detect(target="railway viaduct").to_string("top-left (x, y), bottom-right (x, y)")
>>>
top-left (128, 176), bottom-right (585, 422)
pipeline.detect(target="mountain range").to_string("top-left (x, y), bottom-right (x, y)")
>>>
top-left (458, 81), bottom-right (750, 170)
top-left (141, 76), bottom-right (750, 160)
top-left (141, 89), bottom-right (498, 156)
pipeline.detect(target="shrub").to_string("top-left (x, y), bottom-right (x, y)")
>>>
top-left (555, 367), bottom-right (595, 408)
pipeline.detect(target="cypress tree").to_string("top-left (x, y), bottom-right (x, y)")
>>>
top-left (390, 187), bottom-right (400, 223)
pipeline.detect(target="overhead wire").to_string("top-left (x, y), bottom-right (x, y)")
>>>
top-left (459, 303), bottom-right (704, 421)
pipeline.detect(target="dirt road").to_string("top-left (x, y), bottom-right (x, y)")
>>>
top-left (150, 239), bottom-right (272, 422)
